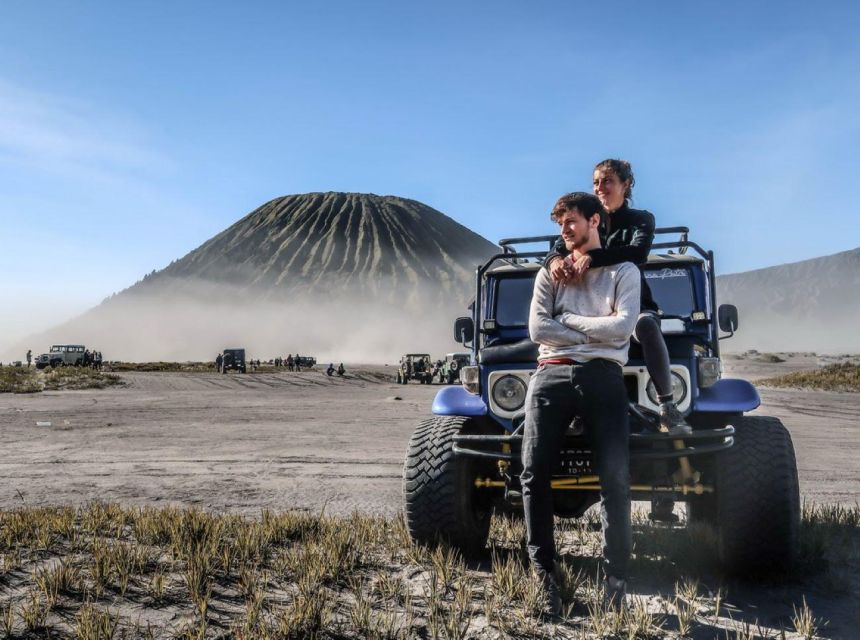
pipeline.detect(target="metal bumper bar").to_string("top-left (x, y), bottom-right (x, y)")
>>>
top-left (453, 426), bottom-right (734, 463)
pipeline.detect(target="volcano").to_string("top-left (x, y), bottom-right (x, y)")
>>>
top-left (17, 193), bottom-right (499, 362)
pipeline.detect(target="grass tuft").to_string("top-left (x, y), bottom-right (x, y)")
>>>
top-left (0, 502), bottom-right (853, 638)
top-left (759, 362), bottom-right (860, 392)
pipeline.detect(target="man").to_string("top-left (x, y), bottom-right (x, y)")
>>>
top-left (523, 192), bottom-right (640, 615)
top-left (26, 350), bottom-right (32, 368)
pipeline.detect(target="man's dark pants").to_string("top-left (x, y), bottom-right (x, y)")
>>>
top-left (521, 359), bottom-right (631, 580)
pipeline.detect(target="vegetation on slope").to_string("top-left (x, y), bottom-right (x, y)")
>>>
top-left (759, 362), bottom-right (860, 392)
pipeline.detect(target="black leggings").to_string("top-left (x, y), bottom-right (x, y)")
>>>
top-left (633, 313), bottom-right (673, 402)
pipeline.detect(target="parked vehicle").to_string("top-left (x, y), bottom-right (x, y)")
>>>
top-left (34, 345), bottom-right (87, 369)
top-left (220, 348), bottom-right (247, 373)
top-left (439, 352), bottom-right (471, 385)
top-left (396, 354), bottom-right (433, 384)
top-left (403, 229), bottom-right (800, 574)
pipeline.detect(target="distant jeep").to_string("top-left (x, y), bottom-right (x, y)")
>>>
top-left (220, 348), bottom-right (247, 373)
top-left (34, 345), bottom-right (87, 369)
top-left (396, 354), bottom-right (433, 385)
top-left (439, 352), bottom-right (471, 385)
top-left (295, 356), bottom-right (317, 368)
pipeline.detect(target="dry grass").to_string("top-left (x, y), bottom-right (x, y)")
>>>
top-left (0, 366), bottom-right (124, 393)
top-left (759, 362), bottom-right (860, 392)
top-left (106, 362), bottom-right (217, 373)
top-left (0, 502), bottom-right (855, 638)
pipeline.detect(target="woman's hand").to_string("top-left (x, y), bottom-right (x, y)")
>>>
top-left (571, 254), bottom-right (592, 281)
top-left (548, 256), bottom-right (573, 282)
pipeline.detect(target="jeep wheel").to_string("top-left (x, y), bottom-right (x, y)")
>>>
top-left (403, 416), bottom-right (495, 556)
top-left (714, 415), bottom-right (800, 574)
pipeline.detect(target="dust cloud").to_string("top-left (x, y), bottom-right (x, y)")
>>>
top-left (4, 277), bottom-right (471, 364)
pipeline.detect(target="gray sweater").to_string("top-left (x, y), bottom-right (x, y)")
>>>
top-left (528, 261), bottom-right (641, 366)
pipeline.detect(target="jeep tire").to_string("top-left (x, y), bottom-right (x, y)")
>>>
top-left (403, 416), bottom-right (494, 556)
top-left (714, 415), bottom-right (800, 574)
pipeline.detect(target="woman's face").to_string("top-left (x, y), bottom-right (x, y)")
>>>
top-left (592, 168), bottom-right (629, 212)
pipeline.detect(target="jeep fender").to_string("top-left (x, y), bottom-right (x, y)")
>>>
top-left (432, 387), bottom-right (488, 417)
top-left (693, 378), bottom-right (760, 413)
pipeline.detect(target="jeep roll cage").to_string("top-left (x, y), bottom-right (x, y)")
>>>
top-left (465, 227), bottom-right (730, 357)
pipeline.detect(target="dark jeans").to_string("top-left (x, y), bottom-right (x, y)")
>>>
top-left (521, 359), bottom-right (631, 579)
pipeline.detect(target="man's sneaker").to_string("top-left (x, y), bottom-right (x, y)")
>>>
top-left (660, 401), bottom-right (692, 436)
top-left (602, 575), bottom-right (627, 611)
top-left (537, 568), bottom-right (562, 617)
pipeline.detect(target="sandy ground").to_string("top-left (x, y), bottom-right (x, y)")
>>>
top-left (2, 356), bottom-right (858, 513)
top-left (1, 355), bottom-right (859, 637)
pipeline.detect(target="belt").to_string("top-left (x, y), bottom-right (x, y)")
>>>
top-left (538, 358), bottom-right (580, 366)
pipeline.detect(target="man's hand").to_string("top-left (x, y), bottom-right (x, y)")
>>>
top-left (548, 256), bottom-right (573, 282)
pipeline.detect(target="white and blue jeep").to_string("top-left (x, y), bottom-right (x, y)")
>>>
top-left (403, 229), bottom-right (800, 574)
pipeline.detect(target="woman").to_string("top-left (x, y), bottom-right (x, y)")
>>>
top-left (545, 159), bottom-right (689, 523)
top-left (547, 159), bottom-right (689, 435)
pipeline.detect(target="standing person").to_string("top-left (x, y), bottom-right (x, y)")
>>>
top-left (524, 192), bottom-right (639, 615)
top-left (545, 160), bottom-right (690, 522)
top-left (26, 350), bottom-right (32, 368)
top-left (286, 354), bottom-right (294, 372)
top-left (337, 363), bottom-right (345, 376)
top-left (215, 353), bottom-right (223, 372)
top-left (295, 354), bottom-right (302, 372)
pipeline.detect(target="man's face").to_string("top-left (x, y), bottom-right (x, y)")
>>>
top-left (557, 208), bottom-right (598, 251)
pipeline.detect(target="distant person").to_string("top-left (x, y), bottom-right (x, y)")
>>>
top-left (26, 349), bottom-right (32, 368)
top-left (326, 363), bottom-right (335, 377)
top-left (337, 363), bottom-right (345, 376)
top-left (215, 353), bottom-right (223, 372)
top-left (295, 354), bottom-right (302, 372)
top-left (286, 354), bottom-right (294, 372)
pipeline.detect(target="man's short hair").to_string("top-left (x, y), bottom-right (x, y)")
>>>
top-left (550, 192), bottom-right (605, 222)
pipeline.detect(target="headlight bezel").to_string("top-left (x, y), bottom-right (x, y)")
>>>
top-left (645, 371), bottom-right (688, 406)
top-left (491, 374), bottom-right (528, 412)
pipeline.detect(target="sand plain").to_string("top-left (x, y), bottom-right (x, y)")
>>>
top-left (1, 356), bottom-right (858, 513)
top-left (1, 355), bottom-right (859, 638)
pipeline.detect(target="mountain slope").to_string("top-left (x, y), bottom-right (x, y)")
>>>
top-left (128, 192), bottom-right (497, 305)
top-left (716, 247), bottom-right (860, 353)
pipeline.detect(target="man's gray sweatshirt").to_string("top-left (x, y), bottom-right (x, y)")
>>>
top-left (528, 261), bottom-right (641, 366)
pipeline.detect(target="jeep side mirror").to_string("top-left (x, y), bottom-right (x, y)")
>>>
top-left (454, 317), bottom-right (474, 345)
top-left (718, 304), bottom-right (739, 336)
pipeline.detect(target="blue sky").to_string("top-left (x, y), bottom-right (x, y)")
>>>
top-left (1, 1), bottom-right (858, 346)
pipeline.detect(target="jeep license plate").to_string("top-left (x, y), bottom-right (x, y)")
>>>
top-left (555, 449), bottom-right (593, 477)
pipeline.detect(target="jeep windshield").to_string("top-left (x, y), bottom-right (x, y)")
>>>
top-left (644, 266), bottom-right (696, 317)
top-left (491, 264), bottom-right (698, 328)
top-left (494, 276), bottom-right (536, 327)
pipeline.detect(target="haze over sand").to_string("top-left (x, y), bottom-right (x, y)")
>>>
top-left (4, 193), bottom-right (498, 362)
top-left (7, 190), bottom-right (860, 361)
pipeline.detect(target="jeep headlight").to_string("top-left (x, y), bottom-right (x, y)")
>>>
top-left (461, 366), bottom-right (480, 395)
top-left (492, 375), bottom-right (527, 412)
top-left (646, 372), bottom-right (687, 406)
top-left (697, 357), bottom-right (721, 388)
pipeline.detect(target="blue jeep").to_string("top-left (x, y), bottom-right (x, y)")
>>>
top-left (402, 228), bottom-right (800, 574)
